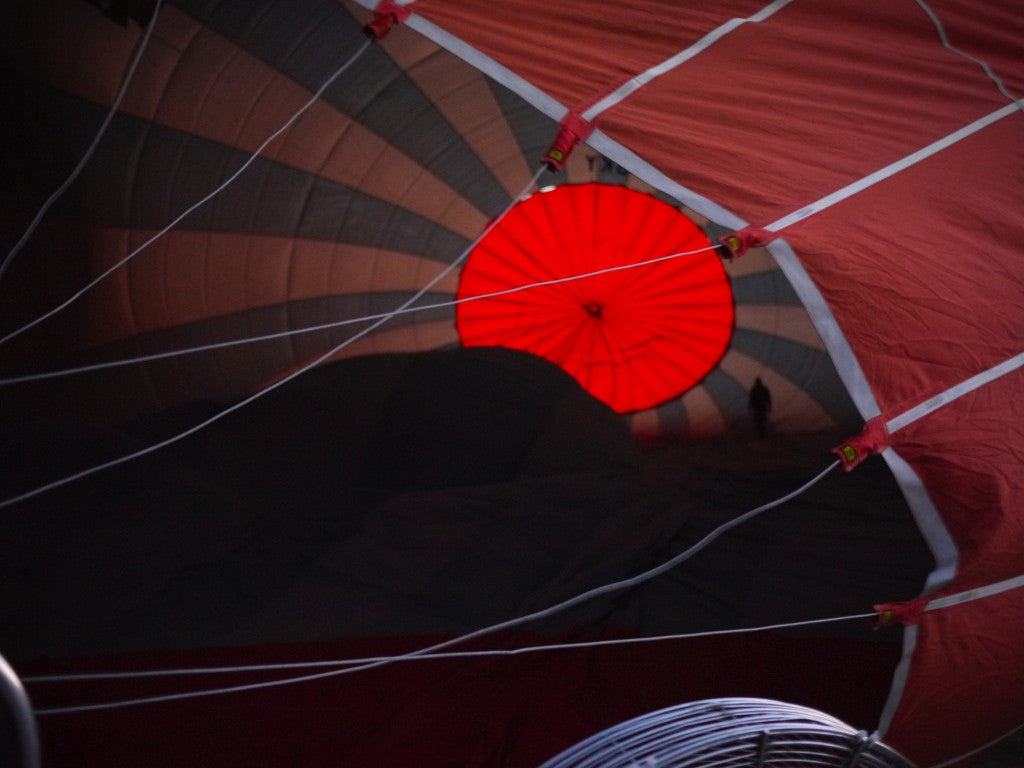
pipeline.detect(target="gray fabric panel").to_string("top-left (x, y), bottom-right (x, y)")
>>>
top-left (731, 269), bottom-right (803, 305)
top-left (730, 328), bottom-right (860, 427)
top-left (486, 78), bottom-right (563, 184)
top-left (589, 154), bottom-right (631, 186)
top-left (654, 396), bottom-right (688, 434)
top-left (700, 367), bottom-right (751, 424)
top-left (59, 96), bottom-right (472, 262)
top-left (173, 0), bottom-right (513, 217)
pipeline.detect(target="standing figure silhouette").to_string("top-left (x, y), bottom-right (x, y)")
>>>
top-left (748, 377), bottom-right (772, 439)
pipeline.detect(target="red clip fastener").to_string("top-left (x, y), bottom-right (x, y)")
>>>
top-left (541, 112), bottom-right (594, 171)
top-left (716, 226), bottom-right (777, 259)
top-left (833, 416), bottom-right (890, 472)
top-left (873, 598), bottom-right (926, 628)
top-left (365, 0), bottom-right (413, 38)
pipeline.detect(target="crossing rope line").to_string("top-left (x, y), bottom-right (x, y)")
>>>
top-left (0, 0), bottom-right (165, 288)
top-left (0, 242), bottom-right (719, 387)
top-left (0, 165), bottom-right (545, 513)
top-left (0, 34), bottom-right (372, 348)
top-left (29, 459), bottom-right (843, 715)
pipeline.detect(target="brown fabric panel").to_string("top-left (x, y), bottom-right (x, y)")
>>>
top-left (380, 23), bottom-right (537, 199)
top-left (414, 0), bottom-right (775, 110)
top-left (23, 2), bottom-right (489, 239)
top-left (76, 228), bottom-right (461, 345)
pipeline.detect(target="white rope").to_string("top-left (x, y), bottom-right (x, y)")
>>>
top-left (0, 167), bottom-right (545, 512)
top-left (0, 37), bottom-right (373, 347)
top-left (0, 243), bottom-right (719, 386)
top-left (27, 611), bottom-right (873, 684)
top-left (31, 460), bottom-right (840, 714)
top-left (0, 0), bottom-right (165, 288)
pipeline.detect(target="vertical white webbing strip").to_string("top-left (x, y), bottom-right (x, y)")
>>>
top-left (880, 450), bottom-right (958, 595)
top-left (765, 240), bottom-right (879, 421)
top-left (915, 0), bottom-right (1023, 112)
top-left (875, 625), bottom-right (918, 738)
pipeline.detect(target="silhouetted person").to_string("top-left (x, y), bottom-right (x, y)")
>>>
top-left (749, 377), bottom-right (772, 439)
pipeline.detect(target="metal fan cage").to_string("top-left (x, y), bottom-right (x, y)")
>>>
top-left (538, 698), bottom-right (916, 768)
top-left (0, 652), bottom-right (39, 768)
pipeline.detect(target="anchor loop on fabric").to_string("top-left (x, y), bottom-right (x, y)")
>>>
top-left (833, 416), bottom-right (890, 472)
top-left (542, 111), bottom-right (595, 171)
top-left (365, 0), bottom-right (413, 38)
top-left (715, 226), bottom-right (778, 259)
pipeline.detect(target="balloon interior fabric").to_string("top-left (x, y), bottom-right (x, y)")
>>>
top-left (456, 183), bottom-right (734, 413)
top-left (3, 349), bottom-right (933, 767)
top-left (0, 1), bottom-right (1022, 767)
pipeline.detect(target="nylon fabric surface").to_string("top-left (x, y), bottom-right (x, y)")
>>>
top-left (2, 0), bottom-right (1023, 765)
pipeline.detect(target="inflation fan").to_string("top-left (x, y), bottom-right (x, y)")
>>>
top-left (538, 698), bottom-right (915, 768)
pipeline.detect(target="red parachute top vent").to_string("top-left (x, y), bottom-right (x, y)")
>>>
top-left (456, 184), bottom-right (734, 413)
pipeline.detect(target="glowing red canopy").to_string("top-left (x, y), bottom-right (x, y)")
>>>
top-left (456, 184), bottom-right (733, 413)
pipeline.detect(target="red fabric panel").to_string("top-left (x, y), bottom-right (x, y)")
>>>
top-left (596, 0), bottom-right (1016, 226)
top-left (885, 589), bottom-right (1024, 767)
top-left (75, 229), bottom-right (456, 346)
top-left (881, 373), bottom-right (1024, 765)
top-left (781, 117), bottom-right (1023, 417)
top-left (412, 0), bottom-right (777, 111)
top-left (891, 374), bottom-right (1024, 593)
top-left (926, 0), bottom-right (1024, 94)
